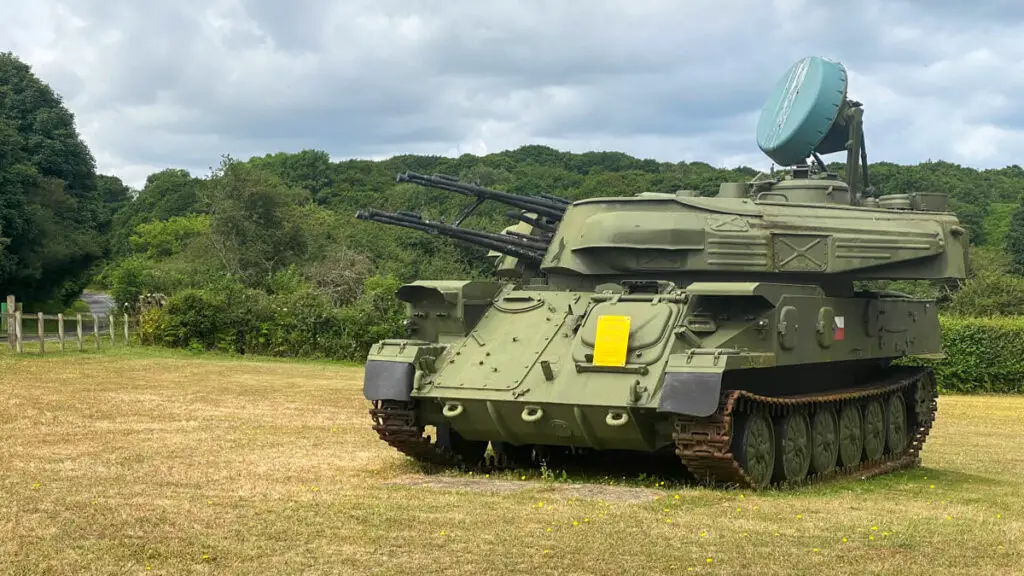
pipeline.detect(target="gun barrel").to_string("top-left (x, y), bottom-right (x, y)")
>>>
top-left (396, 171), bottom-right (567, 220)
top-left (355, 209), bottom-right (547, 264)
top-left (504, 210), bottom-right (557, 234)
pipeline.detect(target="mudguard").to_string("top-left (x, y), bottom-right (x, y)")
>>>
top-left (656, 371), bottom-right (723, 417)
top-left (362, 359), bottom-right (415, 401)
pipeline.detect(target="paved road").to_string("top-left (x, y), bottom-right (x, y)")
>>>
top-left (81, 290), bottom-right (117, 317)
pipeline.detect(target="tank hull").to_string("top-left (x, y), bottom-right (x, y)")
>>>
top-left (363, 281), bottom-right (941, 488)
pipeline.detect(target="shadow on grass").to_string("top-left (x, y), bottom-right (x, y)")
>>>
top-left (390, 446), bottom-right (1007, 498)
top-left (403, 447), bottom-right (708, 491)
top-left (761, 464), bottom-right (1005, 500)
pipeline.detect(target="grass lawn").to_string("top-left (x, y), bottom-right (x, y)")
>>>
top-left (0, 348), bottom-right (1020, 575)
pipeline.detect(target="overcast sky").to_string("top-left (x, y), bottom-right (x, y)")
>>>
top-left (4, 0), bottom-right (1024, 189)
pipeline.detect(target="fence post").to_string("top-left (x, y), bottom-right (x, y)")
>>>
top-left (108, 313), bottom-right (115, 344)
top-left (76, 313), bottom-right (84, 351)
top-left (124, 313), bottom-right (130, 346)
top-left (5, 295), bottom-right (13, 350)
top-left (58, 313), bottom-right (65, 351)
top-left (15, 311), bottom-right (23, 353)
top-left (93, 314), bottom-right (100, 349)
top-left (37, 311), bottom-right (45, 354)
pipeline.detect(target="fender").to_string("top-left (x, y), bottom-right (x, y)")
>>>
top-left (362, 359), bottom-right (415, 402)
top-left (656, 371), bottom-right (723, 417)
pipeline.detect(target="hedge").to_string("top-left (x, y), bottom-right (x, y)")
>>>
top-left (137, 274), bottom-right (406, 362)
top-left (924, 315), bottom-right (1024, 394)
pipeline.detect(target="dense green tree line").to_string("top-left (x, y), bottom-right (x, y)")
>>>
top-left (4, 51), bottom-right (1024, 361)
top-left (0, 52), bottom-right (126, 310)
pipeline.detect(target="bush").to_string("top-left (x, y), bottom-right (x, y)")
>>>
top-left (143, 277), bottom-right (266, 353)
top-left (139, 274), bottom-right (404, 361)
top-left (916, 315), bottom-right (1024, 394)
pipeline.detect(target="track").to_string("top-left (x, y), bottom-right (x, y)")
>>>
top-left (672, 366), bottom-right (937, 489)
top-left (369, 399), bottom-right (486, 467)
top-left (368, 366), bottom-right (938, 490)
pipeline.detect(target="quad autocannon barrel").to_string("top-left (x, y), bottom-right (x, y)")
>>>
top-left (354, 208), bottom-right (548, 264)
top-left (396, 171), bottom-right (569, 221)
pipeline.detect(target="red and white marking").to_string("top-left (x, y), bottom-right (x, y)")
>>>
top-left (833, 315), bottom-right (845, 341)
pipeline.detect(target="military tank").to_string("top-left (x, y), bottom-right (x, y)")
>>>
top-left (356, 56), bottom-right (968, 489)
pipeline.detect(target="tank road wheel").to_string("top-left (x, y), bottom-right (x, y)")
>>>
top-left (862, 399), bottom-right (885, 461)
top-left (772, 411), bottom-right (812, 483)
top-left (838, 403), bottom-right (863, 468)
top-left (886, 393), bottom-right (909, 454)
top-left (809, 407), bottom-right (840, 474)
top-left (913, 372), bottom-right (937, 423)
top-left (734, 411), bottom-right (775, 488)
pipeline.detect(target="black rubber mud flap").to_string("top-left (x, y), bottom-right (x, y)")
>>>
top-left (362, 360), bottom-right (415, 401)
top-left (657, 371), bottom-right (722, 417)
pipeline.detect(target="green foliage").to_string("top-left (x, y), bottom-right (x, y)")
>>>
top-left (916, 316), bottom-right (1024, 394)
top-left (95, 174), bottom-right (132, 232)
top-left (201, 158), bottom-right (311, 289)
top-left (130, 215), bottom-right (211, 259)
top-left (983, 202), bottom-right (1018, 250)
top-left (107, 168), bottom-right (203, 258)
top-left (1004, 202), bottom-right (1024, 274)
top-left (139, 274), bottom-right (404, 361)
top-left (0, 52), bottom-right (106, 307)
top-left (945, 247), bottom-right (1024, 316)
top-left (105, 256), bottom-right (159, 314)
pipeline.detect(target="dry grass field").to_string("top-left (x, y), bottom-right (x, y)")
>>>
top-left (1, 347), bottom-right (1021, 575)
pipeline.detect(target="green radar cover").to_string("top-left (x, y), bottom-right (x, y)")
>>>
top-left (756, 56), bottom-right (848, 166)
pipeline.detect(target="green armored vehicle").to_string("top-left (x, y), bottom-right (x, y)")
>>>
top-left (356, 56), bottom-right (968, 489)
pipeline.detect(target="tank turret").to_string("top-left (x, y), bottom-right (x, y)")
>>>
top-left (357, 56), bottom-right (958, 489)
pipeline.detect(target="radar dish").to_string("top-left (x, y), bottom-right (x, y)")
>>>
top-left (756, 56), bottom-right (848, 167)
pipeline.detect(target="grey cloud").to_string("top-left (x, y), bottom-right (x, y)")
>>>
top-left (3, 0), bottom-right (1023, 189)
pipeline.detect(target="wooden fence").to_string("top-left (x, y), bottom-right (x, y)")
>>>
top-left (2, 295), bottom-right (135, 354)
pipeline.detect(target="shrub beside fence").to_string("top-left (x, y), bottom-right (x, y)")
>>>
top-left (136, 275), bottom-right (405, 362)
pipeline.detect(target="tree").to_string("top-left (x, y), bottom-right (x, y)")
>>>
top-left (1005, 202), bottom-right (1024, 274)
top-left (106, 168), bottom-right (203, 258)
top-left (0, 52), bottom-right (105, 307)
top-left (96, 174), bottom-right (132, 219)
top-left (201, 158), bottom-right (310, 288)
